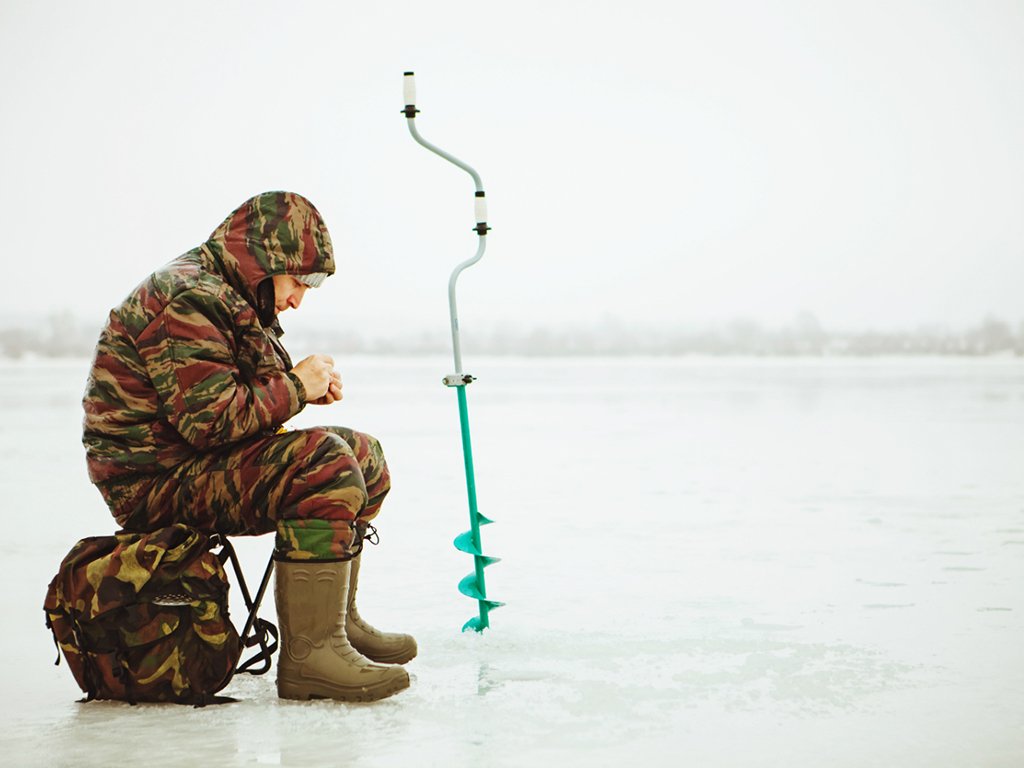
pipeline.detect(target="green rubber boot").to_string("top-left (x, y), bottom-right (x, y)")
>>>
top-left (346, 552), bottom-right (418, 665)
top-left (275, 559), bottom-right (409, 702)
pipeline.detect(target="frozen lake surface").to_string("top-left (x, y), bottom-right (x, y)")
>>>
top-left (1, 355), bottom-right (1022, 767)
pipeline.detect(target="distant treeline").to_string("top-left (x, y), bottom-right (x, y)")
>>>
top-left (2, 311), bottom-right (1023, 359)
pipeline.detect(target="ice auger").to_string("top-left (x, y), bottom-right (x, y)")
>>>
top-left (402, 71), bottom-right (503, 632)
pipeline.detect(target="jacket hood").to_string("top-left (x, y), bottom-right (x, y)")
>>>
top-left (202, 191), bottom-right (335, 313)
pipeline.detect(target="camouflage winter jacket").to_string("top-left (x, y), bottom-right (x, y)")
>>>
top-left (83, 192), bottom-right (335, 520)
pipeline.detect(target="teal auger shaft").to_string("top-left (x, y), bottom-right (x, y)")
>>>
top-left (456, 386), bottom-right (492, 630)
top-left (402, 71), bottom-right (503, 632)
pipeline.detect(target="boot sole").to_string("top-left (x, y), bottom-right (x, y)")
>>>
top-left (277, 673), bottom-right (410, 703)
top-left (358, 647), bottom-right (418, 665)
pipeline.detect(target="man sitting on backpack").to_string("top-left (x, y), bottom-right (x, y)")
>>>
top-left (82, 191), bottom-right (415, 702)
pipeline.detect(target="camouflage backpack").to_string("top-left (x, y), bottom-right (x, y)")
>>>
top-left (44, 524), bottom-right (253, 705)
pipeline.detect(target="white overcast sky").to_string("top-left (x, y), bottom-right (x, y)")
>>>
top-left (2, 0), bottom-right (1023, 337)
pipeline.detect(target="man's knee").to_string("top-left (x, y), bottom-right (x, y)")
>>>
top-left (317, 426), bottom-right (386, 466)
top-left (296, 427), bottom-right (357, 466)
top-left (347, 430), bottom-right (390, 500)
top-left (286, 428), bottom-right (367, 514)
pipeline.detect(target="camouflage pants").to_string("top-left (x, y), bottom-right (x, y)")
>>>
top-left (122, 426), bottom-right (390, 561)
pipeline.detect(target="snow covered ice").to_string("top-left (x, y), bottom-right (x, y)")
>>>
top-left (1, 355), bottom-right (1022, 767)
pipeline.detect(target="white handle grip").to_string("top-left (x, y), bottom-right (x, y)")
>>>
top-left (403, 72), bottom-right (416, 105)
top-left (474, 194), bottom-right (487, 224)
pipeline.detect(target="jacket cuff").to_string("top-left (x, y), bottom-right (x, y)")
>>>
top-left (285, 370), bottom-right (307, 407)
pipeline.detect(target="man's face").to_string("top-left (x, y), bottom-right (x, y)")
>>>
top-left (271, 274), bottom-right (310, 314)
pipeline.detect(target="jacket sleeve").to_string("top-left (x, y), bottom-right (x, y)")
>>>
top-left (141, 287), bottom-right (304, 450)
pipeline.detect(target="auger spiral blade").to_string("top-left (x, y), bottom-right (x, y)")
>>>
top-left (454, 523), bottom-right (503, 630)
top-left (453, 516), bottom-right (495, 556)
top-left (458, 571), bottom-right (505, 633)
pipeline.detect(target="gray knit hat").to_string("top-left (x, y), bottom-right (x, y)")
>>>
top-left (295, 272), bottom-right (328, 288)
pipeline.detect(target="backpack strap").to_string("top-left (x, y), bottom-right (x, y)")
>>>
top-left (44, 614), bottom-right (61, 666)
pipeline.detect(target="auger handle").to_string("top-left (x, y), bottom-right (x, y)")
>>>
top-left (402, 70), bottom-right (489, 374)
top-left (403, 71), bottom-right (416, 108)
